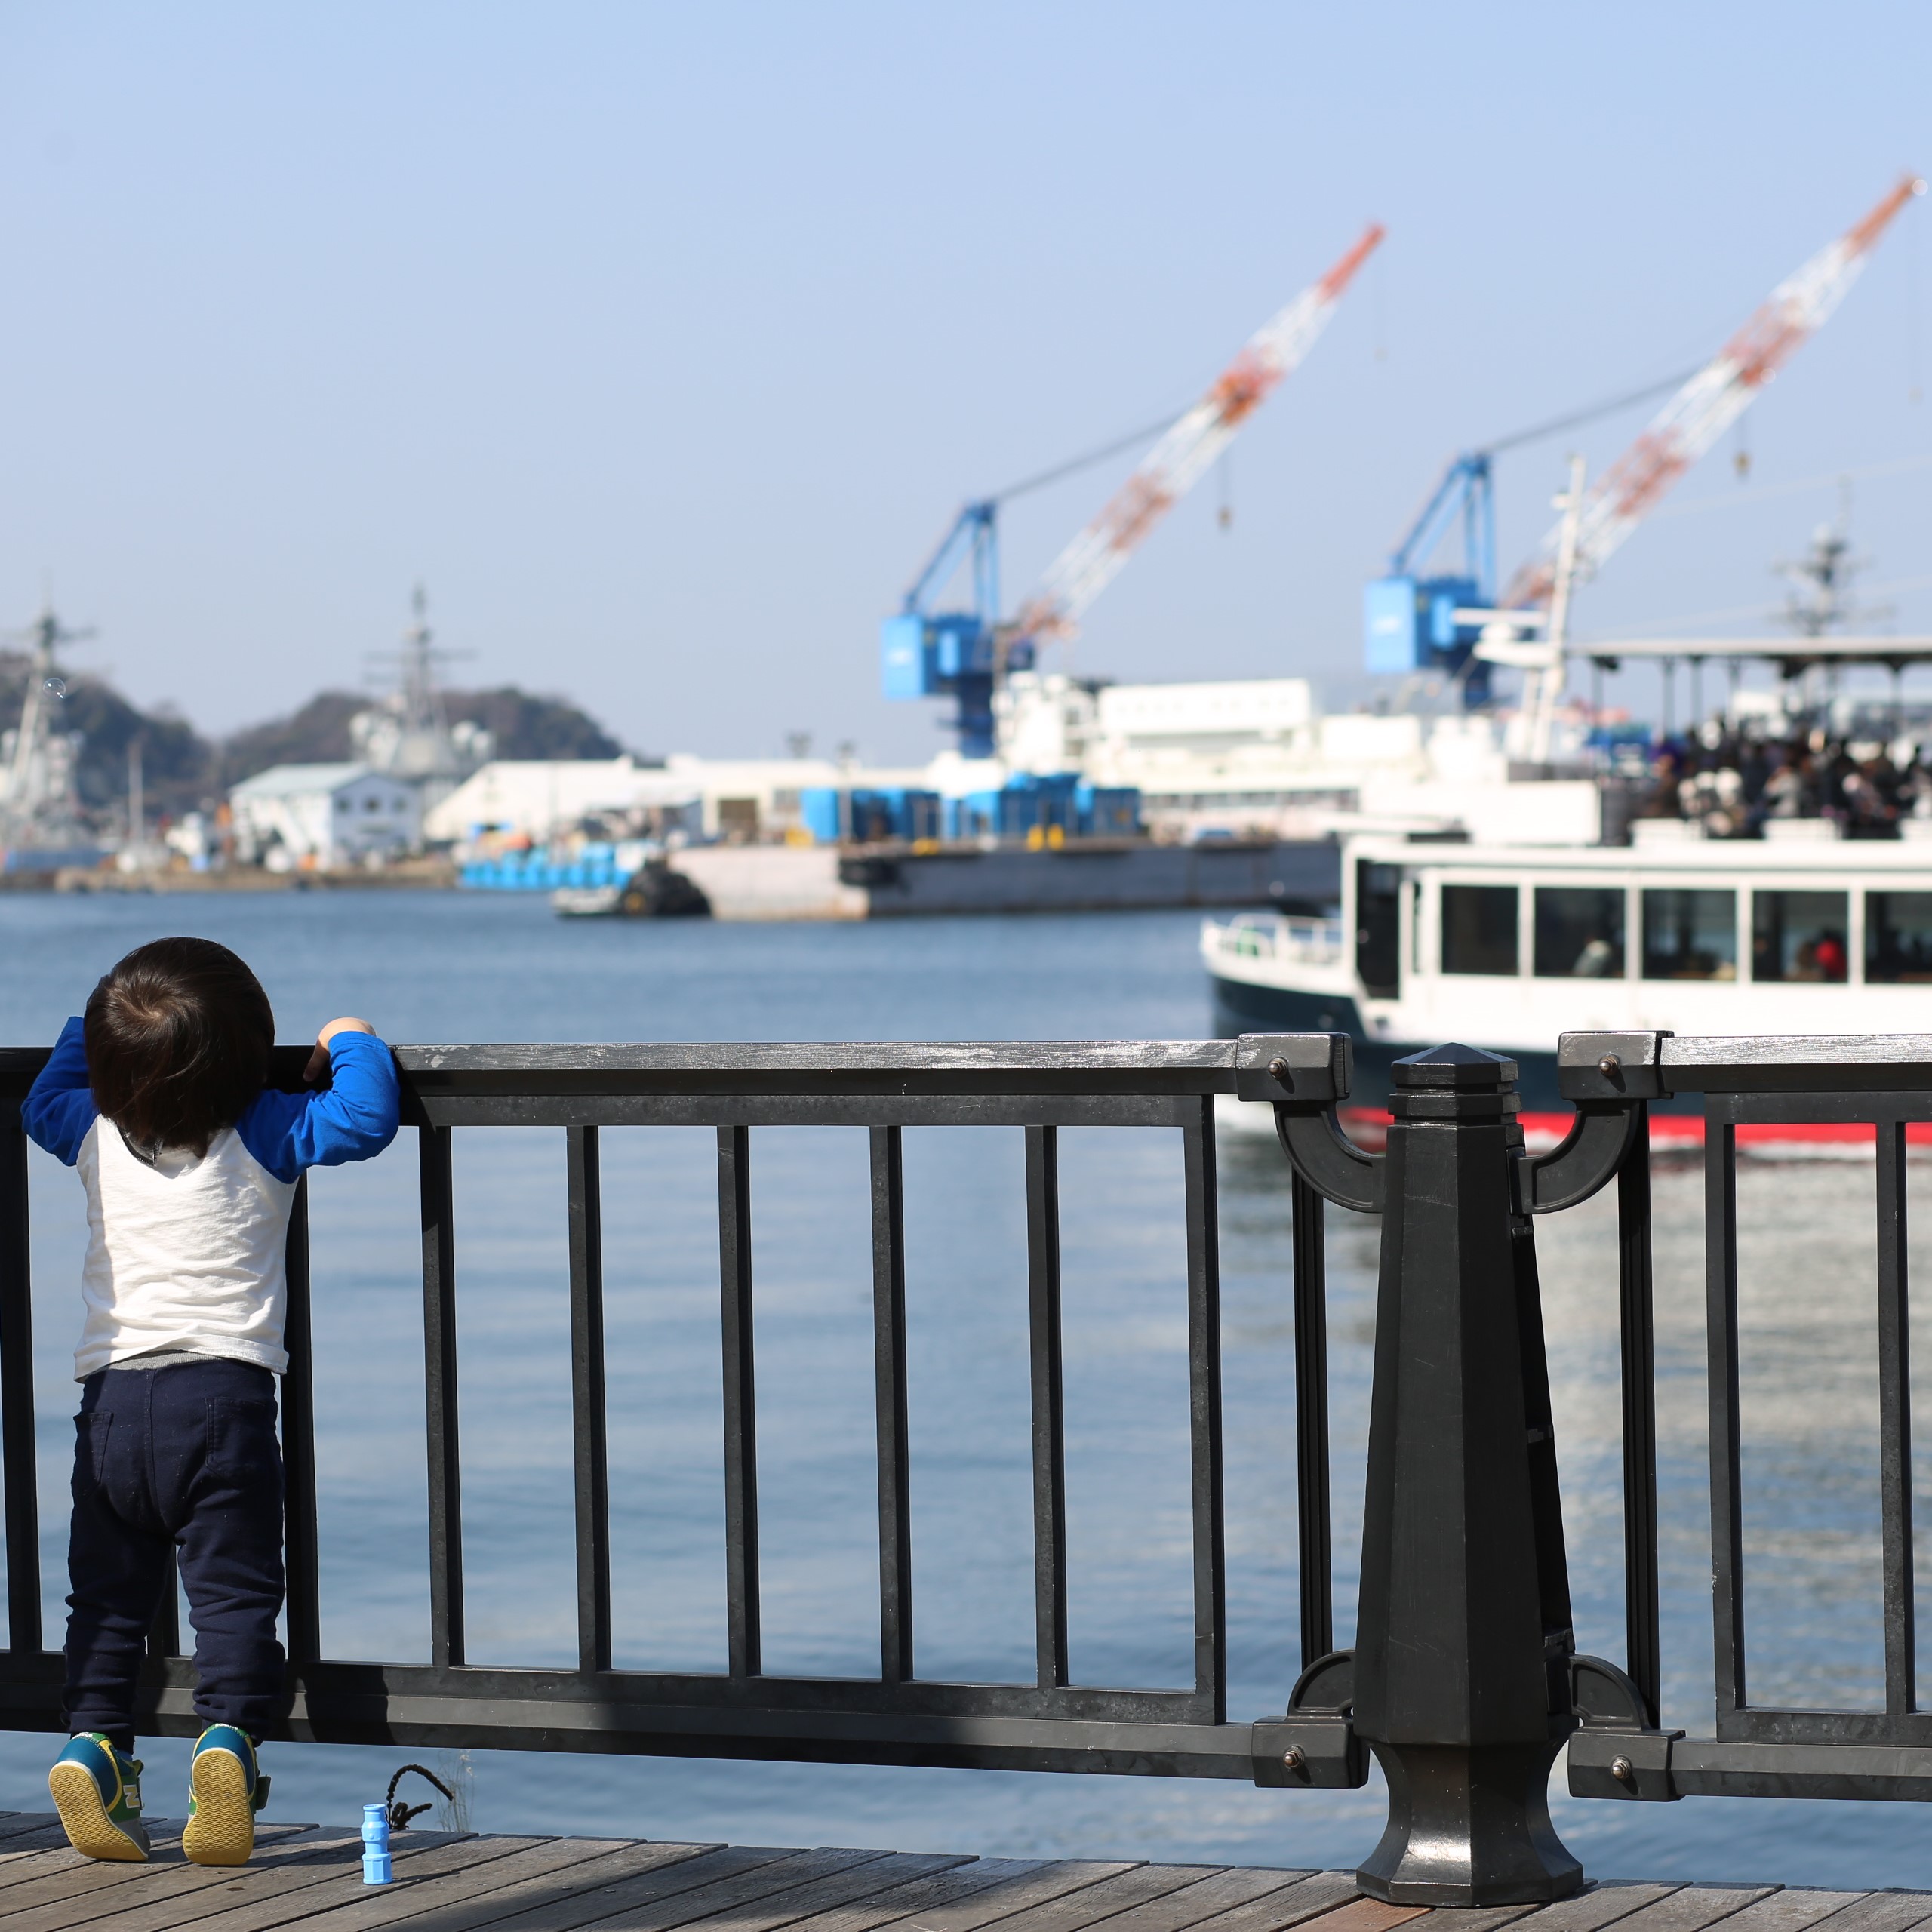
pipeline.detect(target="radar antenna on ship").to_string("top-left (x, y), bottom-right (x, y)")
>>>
top-left (352, 584), bottom-right (492, 808)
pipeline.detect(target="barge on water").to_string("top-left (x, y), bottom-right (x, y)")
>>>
top-left (558, 836), bottom-right (1343, 921)
top-left (1204, 828), bottom-right (1932, 1145)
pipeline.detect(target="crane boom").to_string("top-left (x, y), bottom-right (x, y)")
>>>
top-left (1503, 175), bottom-right (1924, 609)
top-left (1011, 222), bottom-right (1385, 645)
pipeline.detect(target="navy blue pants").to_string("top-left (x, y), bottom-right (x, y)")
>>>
top-left (65, 1358), bottom-right (287, 1745)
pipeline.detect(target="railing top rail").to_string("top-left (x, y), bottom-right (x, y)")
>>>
top-left (1559, 1029), bottom-right (1932, 1097)
top-left (0, 1038), bottom-right (1254, 1101)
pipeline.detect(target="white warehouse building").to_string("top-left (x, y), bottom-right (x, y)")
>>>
top-left (229, 764), bottom-right (420, 870)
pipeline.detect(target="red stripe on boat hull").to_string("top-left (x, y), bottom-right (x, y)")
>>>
top-left (1334, 1109), bottom-right (1932, 1156)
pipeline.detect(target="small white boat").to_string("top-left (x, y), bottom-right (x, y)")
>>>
top-left (1204, 827), bottom-right (1932, 1148)
top-left (553, 885), bottom-right (625, 918)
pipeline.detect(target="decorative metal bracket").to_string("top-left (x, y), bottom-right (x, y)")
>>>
top-left (1566, 1653), bottom-right (1683, 1803)
top-left (1251, 1648), bottom-right (1367, 1790)
top-left (1235, 1034), bottom-right (1385, 1214)
top-left (1518, 1032), bottom-right (1674, 1214)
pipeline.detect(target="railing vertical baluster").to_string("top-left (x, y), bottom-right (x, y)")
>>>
top-left (1615, 1103), bottom-right (1660, 1726)
top-left (1876, 1115), bottom-right (1915, 1715)
top-left (1705, 1106), bottom-right (1745, 1720)
top-left (281, 1177), bottom-right (321, 1666)
top-left (147, 1552), bottom-right (180, 1659)
top-left (1181, 1100), bottom-right (1226, 1718)
top-left (1289, 1169), bottom-right (1332, 1669)
top-left (420, 1124), bottom-right (464, 1669)
top-left (717, 1126), bottom-right (761, 1678)
top-left (1024, 1124), bottom-right (1069, 1692)
top-left (0, 1112), bottom-right (40, 1653)
top-left (568, 1126), bottom-right (612, 1675)
top-left (870, 1126), bottom-right (912, 1684)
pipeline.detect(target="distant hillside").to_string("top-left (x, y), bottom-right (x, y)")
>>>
top-left (215, 691), bottom-right (365, 783)
top-left (0, 660), bottom-right (632, 825)
top-left (217, 685), bottom-right (626, 783)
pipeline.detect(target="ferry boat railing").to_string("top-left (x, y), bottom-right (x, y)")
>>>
top-left (1207, 912), bottom-right (1345, 965)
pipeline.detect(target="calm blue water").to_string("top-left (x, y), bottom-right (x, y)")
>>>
top-left (0, 888), bottom-right (1927, 1886)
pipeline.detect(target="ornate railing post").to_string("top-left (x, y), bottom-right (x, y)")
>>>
top-left (1350, 1043), bottom-right (1581, 1905)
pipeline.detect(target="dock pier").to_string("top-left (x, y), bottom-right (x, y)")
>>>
top-left (0, 1816), bottom-right (1922, 1932)
top-left (2, 1028), bottom-right (1929, 1903)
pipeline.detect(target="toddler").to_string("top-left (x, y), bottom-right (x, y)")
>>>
top-left (23, 937), bottom-right (399, 1866)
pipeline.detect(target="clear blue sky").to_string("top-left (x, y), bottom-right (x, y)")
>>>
top-left (3, 2), bottom-right (1927, 759)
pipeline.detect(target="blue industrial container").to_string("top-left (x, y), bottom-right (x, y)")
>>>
top-left (1364, 577), bottom-right (1424, 674)
top-left (460, 841), bottom-right (626, 891)
top-left (1364, 574), bottom-right (1483, 675)
top-left (1078, 785), bottom-right (1141, 836)
top-left (879, 615), bottom-right (931, 700)
top-left (801, 788), bottom-right (842, 843)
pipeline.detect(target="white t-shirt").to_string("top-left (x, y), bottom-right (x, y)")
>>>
top-left (72, 1120), bottom-right (298, 1379)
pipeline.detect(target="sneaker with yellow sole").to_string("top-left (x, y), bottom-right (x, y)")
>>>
top-left (48, 1733), bottom-right (149, 1863)
top-left (182, 1724), bottom-right (270, 1867)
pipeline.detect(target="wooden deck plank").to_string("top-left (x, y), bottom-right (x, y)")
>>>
top-left (222, 1835), bottom-right (690, 1932)
top-left (1411, 1904), bottom-right (1543, 1932)
top-left (851, 1860), bottom-right (1136, 1932)
top-left (429, 1846), bottom-right (894, 1932)
top-left (1805, 1897), bottom-right (1932, 1932)
top-left (1055, 1866), bottom-right (1315, 1932)
top-left (1176, 1871), bottom-right (1367, 1932)
top-left (0, 1820), bottom-right (315, 1920)
top-left (1583, 1891), bottom-right (1782, 1932)
top-left (0, 1830), bottom-right (357, 1932)
top-left (960, 1864), bottom-right (1224, 1932)
top-left (0, 1838), bottom-right (1912, 1932)
top-left (1504, 1886), bottom-right (1687, 1932)
top-left (1709, 1894), bottom-right (1871, 1932)
top-left (0, 1830), bottom-right (97, 1869)
top-left (103, 1836), bottom-right (558, 1932)
top-left (774, 1857), bottom-right (1044, 1932)
top-left (1279, 1899), bottom-right (1425, 1932)
top-left (577, 1852), bottom-right (978, 1932)
top-left (0, 1821), bottom-right (82, 1854)
top-left (0, 1820), bottom-right (63, 1846)
top-left (240, 1840), bottom-right (730, 1932)
top-left (11, 1830), bottom-right (480, 1932)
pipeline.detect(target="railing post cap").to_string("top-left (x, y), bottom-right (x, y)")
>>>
top-left (1392, 1043), bottom-right (1518, 1090)
top-left (1235, 1032), bottom-right (1352, 1103)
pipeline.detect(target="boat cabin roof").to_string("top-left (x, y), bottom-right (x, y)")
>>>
top-left (1341, 832), bottom-right (1932, 879)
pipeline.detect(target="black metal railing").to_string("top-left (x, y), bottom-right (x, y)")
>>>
top-left (4, 1028), bottom-right (1932, 1907)
top-left (0, 1040), bottom-right (1294, 1782)
top-left (1544, 1031), bottom-right (1932, 1802)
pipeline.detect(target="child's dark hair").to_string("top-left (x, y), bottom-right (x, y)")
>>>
top-left (84, 938), bottom-right (275, 1155)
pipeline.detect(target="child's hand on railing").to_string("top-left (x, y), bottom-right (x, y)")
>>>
top-left (304, 1017), bottom-right (377, 1084)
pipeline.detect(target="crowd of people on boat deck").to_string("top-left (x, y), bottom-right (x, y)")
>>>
top-left (1632, 721), bottom-right (1932, 839)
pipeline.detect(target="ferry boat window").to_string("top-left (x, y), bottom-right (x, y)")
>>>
top-left (1752, 890), bottom-right (1849, 983)
top-left (1440, 884), bottom-right (1518, 976)
top-left (1355, 860), bottom-right (1401, 998)
top-left (1866, 892), bottom-right (1932, 983)
top-left (1534, 888), bottom-right (1624, 978)
top-left (1641, 889), bottom-right (1736, 980)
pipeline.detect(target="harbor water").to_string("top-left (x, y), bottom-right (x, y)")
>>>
top-left (2, 891), bottom-right (1928, 1885)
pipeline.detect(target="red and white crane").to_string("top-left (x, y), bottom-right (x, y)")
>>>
top-left (1503, 175), bottom-right (1925, 612)
top-left (1009, 221), bottom-right (1386, 650)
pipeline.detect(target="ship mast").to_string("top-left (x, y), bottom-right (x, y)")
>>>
top-left (2, 603), bottom-right (94, 847)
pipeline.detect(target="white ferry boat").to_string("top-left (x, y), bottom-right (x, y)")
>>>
top-left (1203, 830), bottom-right (1932, 1146)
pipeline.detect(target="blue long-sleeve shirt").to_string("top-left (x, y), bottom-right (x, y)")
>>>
top-left (23, 1019), bottom-right (401, 1377)
top-left (24, 1017), bottom-right (400, 1181)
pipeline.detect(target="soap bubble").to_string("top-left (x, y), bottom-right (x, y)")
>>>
top-left (42, 676), bottom-right (66, 699)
